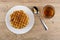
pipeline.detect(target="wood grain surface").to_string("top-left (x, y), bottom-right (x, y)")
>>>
top-left (0, 0), bottom-right (60, 40)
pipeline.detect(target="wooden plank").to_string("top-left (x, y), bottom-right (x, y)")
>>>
top-left (0, 0), bottom-right (60, 40)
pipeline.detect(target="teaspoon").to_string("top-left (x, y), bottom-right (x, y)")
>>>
top-left (32, 6), bottom-right (48, 30)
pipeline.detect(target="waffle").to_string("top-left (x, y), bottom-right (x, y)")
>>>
top-left (10, 10), bottom-right (29, 29)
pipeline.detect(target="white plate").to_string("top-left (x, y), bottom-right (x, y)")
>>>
top-left (5, 6), bottom-right (34, 34)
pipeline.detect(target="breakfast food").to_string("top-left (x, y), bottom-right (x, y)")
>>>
top-left (43, 5), bottom-right (55, 18)
top-left (10, 10), bottom-right (29, 29)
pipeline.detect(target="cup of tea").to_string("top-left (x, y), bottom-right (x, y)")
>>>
top-left (43, 5), bottom-right (55, 18)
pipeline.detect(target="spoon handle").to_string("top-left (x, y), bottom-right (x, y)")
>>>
top-left (38, 15), bottom-right (48, 30)
top-left (40, 18), bottom-right (48, 30)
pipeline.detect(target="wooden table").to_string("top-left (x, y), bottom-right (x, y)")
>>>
top-left (0, 0), bottom-right (60, 40)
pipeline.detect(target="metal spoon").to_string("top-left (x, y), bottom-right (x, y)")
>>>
top-left (32, 6), bottom-right (48, 30)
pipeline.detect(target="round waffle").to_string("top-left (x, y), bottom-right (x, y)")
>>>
top-left (10, 10), bottom-right (29, 29)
